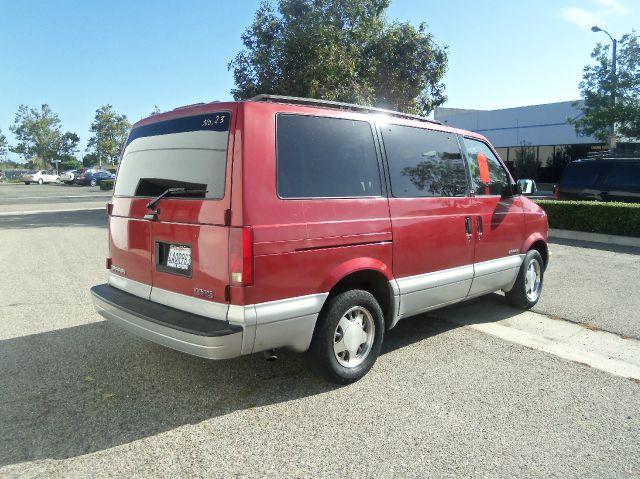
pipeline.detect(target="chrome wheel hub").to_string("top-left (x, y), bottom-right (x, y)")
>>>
top-left (333, 306), bottom-right (375, 368)
top-left (524, 258), bottom-right (542, 301)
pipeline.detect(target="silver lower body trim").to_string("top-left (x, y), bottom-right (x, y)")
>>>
top-left (230, 293), bottom-right (329, 354)
top-left (93, 292), bottom-right (243, 360)
top-left (393, 255), bottom-right (524, 323)
top-left (102, 276), bottom-right (327, 357)
top-left (108, 272), bottom-right (151, 299)
top-left (150, 285), bottom-right (230, 320)
top-left (469, 255), bottom-right (523, 297)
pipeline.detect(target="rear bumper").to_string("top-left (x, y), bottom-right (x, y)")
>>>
top-left (91, 284), bottom-right (243, 359)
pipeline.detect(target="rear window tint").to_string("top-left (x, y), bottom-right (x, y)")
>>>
top-left (601, 162), bottom-right (640, 190)
top-left (276, 114), bottom-right (381, 198)
top-left (115, 113), bottom-right (231, 199)
top-left (560, 161), bottom-right (605, 187)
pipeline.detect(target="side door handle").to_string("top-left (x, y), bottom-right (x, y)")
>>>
top-left (476, 216), bottom-right (483, 240)
top-left (465, 216), bottom-right (473, 240)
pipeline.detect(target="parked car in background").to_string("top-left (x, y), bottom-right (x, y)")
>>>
top-left (91, 95), bottom-right (549, 384)
top-left (74, 169), bottom-right (115, 186)
top-left (517, 178), bottom-right (537, 195)
top-left (555, 158), bottom-right (640, 202)
top-left (21, 170), bottom-right (60, 185)
top-left (60, 169), bottom-right (77, 184)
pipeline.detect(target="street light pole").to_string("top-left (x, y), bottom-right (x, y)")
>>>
top-left (591, 26), bottom-right (617, 151)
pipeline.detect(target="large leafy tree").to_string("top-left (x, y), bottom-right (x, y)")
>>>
top-left (9, 104), bottom-right (78, 166)
top-left (88, 105), bottom-right (131, 165)
top-left (0, 129), bottom-right (8, 161)
top-left (572, 30), bottom-right (640, 143)
top-left (229, 0), bottom-right (448, 115)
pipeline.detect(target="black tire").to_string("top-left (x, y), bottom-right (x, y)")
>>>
top-left (90, 179), bottom-right (97, 187)
top-left (24, 182), bottom-right (30, 185)
top-left (38, 178), bottom-right (43, 185)
top-left (505, 250), bottom-right (544, 309)
top-left (306, 289), bottom-right (384, 384)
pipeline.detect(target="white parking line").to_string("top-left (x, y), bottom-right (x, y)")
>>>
top-left (435, 302), bottom-right (640, 381)
top-left (0, 206), bottom-right (106, 216)
top-left (1, 195), bottom-right (111, 200)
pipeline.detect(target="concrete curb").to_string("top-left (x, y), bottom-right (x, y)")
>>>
top-left (549, 228), bottom-right (640, 248)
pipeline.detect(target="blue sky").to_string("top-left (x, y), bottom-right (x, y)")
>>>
top-left (1, 0), bottom-right (638, 158)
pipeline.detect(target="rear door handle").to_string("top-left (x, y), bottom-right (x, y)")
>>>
top-left (465, 216), bottom-right (473, 240)
top-left (476, 216), bottom-right (483, 240)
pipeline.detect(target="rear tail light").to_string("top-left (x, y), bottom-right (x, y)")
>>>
top-left (553, 185), bottom-right (560, 200)
top-left (229, 227), bottom-right (253, 286)
top-left (106, 202), bottom-right (113, 215)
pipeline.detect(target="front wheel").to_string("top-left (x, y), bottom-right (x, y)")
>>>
top-left (24, 182), bottom-right (30, 185)
top-left (306, 289), bottom-right (384, 384)
top-left (505, 250), bottom-right (544, 309)
top-left (90, 179), bottom-right (97, 187)
top-left (38, 178), bottom-right (43, 185)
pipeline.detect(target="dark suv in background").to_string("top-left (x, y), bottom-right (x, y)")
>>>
top-left (74, 169), bottom-right (115, 187)
top-left (555, 158), bottom-right (640, 203)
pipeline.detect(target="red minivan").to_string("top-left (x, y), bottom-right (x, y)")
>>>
top-left (91, 95), bottom-right (549, 383)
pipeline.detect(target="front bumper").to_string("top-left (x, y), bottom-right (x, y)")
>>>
top-left (91, 284), bottom-right (243, 359)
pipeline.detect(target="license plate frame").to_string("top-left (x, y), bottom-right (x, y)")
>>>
top-left (156, 241), bottom-right (192, 277)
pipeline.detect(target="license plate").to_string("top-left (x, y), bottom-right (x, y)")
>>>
top-left (166, 245), bottom-right (191, 270)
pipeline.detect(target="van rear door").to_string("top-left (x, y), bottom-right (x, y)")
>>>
top-left (113, 108), bottom-right (236, 315)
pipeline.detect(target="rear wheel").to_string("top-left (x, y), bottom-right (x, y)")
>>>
top-left (505, 250), bottom-right (544, 309)
top-left (307, 289), bottom-right (384, 384)
top-left (38, 178), bottom-right (43, 185)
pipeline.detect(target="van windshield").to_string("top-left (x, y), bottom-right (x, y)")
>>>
top-left (115, 112), bottom-right (231, 199)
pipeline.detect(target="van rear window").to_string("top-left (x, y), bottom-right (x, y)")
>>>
top-left (560, 161), bottom-right (604, 187)
top-left (601, 162), bottom-right (640, 190)
top-left (115, 113), bottom-right (231, 199)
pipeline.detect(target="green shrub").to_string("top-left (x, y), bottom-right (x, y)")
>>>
top-left (535, 200), bottom-right (640, 238)
top-left (100, 179), bottom-right (115, 190)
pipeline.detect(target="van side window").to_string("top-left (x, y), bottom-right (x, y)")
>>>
top-left (463, 138), bottom-right (510, 196)
top-left (382, 125), bottom-right (467, 197)
top-left (276, 115), bottom-right (381, 198)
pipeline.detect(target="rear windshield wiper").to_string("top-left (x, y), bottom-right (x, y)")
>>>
top-left (146, 188), bottom-right (207, 210)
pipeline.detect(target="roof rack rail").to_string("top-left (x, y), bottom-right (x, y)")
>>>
top-left (249, 94), bottom-right (441, 125)
top-left (584, 151), bottom-right (640, 160)
top-left (172, 102), bottom-right (206, 111)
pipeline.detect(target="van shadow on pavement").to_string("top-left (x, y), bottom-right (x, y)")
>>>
top-left (0, 310), bottom-right (474, 467)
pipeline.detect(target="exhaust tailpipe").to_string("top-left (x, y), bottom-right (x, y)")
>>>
top-left (263, 349), bottom-right (278, 361)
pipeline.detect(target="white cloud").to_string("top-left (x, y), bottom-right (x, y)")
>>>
top-left (591, 0), bottom-right (629, 15)
top-left (559, 0), bottom-right (630, 28)
top-left (560, 6), bottom-right (603, 28)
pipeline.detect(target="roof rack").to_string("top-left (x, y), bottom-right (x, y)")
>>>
top-left (584, 151), bottom-right (640, 160)
top-left (249, 94), bottom-right (441, 125)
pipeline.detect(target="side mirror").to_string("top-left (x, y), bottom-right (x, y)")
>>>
top-left (517, 179), bottom-right (537, 195)
top-left (514, 182), bottom-right (523, 195)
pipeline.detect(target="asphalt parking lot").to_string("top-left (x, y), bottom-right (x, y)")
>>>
top-left (1, 188), bottom-right (639, 478)
top-left (0, 183), bottom-right (110, 214)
